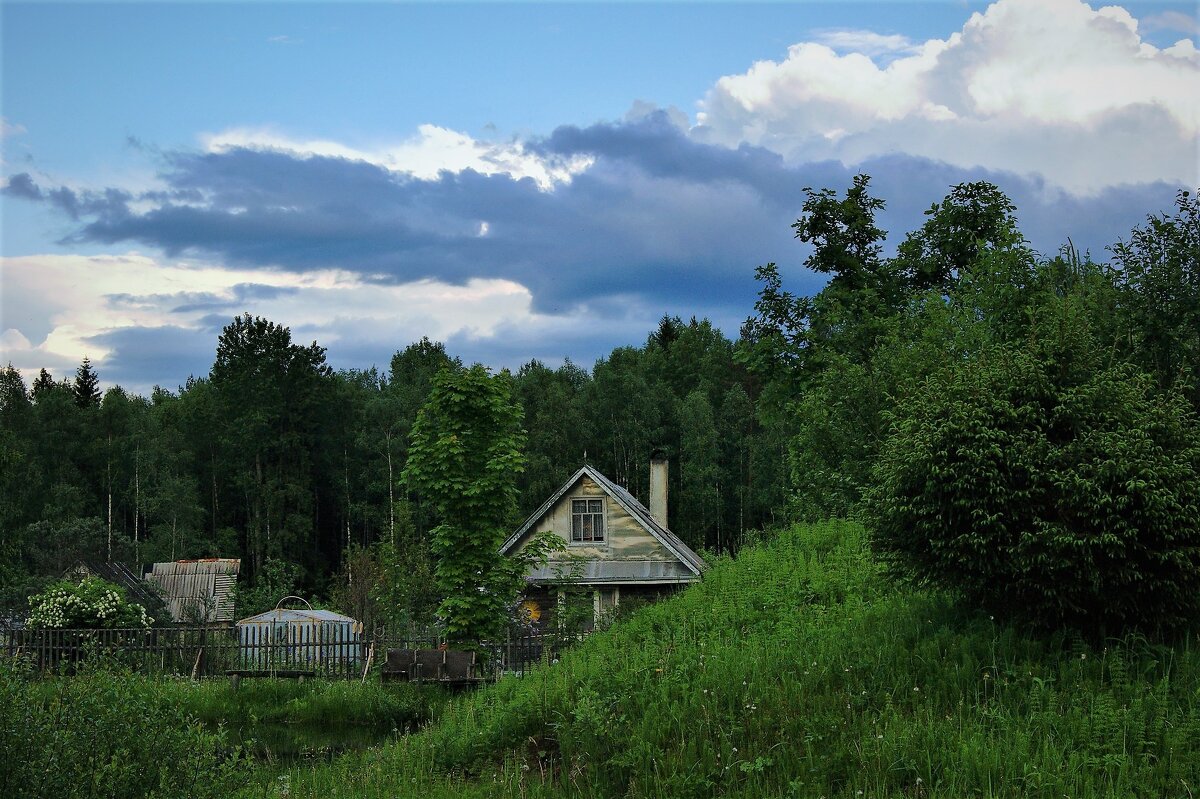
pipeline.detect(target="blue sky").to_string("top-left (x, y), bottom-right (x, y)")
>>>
top-left (2, 0), bottom-right (1198, 394)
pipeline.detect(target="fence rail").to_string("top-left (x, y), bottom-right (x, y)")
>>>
top-left (2, 625), bottom-right (555, 680)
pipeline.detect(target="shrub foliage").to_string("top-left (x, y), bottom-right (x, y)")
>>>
top-left (867, 347), bottom-right (1200, 633)
top-left (27, 577), bottom-right (153, 629)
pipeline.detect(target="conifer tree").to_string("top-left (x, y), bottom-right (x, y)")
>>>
top-left (72, 357), bottom-right (101, 409)
top-left (31, 368), bottom-right (56, 401)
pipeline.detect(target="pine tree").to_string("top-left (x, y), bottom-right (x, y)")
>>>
top-left (73, 357), bottom-right (101, 409)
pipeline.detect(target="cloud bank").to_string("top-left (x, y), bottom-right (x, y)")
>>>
top-left (1, 0), bottom-right (1195, 393)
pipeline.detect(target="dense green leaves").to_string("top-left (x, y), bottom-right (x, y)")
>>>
top-left (27, 576), bottom-right (153, 629)
top-left (403, 365), bottom-right (530, 643)
top-left (1111, 189), bottom-right (1200, 406)
top-left (867, 347), bottom-right (1200, 633)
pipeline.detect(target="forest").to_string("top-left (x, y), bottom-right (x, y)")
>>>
top-left (2, 176), bottom-right (1197, 635)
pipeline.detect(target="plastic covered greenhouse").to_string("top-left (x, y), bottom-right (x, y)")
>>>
top-left (236, 597), bottom-right (363, 671)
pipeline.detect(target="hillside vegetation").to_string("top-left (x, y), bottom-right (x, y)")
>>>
top-left (253, 520), bottom-right (1200, 799)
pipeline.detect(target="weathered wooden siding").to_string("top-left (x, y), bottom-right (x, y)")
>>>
top-left (512, 475), bottom-right (675, 563)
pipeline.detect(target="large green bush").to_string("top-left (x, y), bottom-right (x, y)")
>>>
top-left (27, 577), bottom-right (153, 629)
top-left (867, 346), bottom-right (1200, 633)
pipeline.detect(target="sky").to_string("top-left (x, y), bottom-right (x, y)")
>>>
top-left (2, 0), bottom-right (1198, 396)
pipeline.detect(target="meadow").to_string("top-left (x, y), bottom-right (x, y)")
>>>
top-left (249, 520), bottom-right (1200, 799)
top-left (6, 520), bottom-right (1200, 798)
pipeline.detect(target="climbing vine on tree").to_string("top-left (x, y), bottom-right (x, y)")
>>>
top-left (403, 365), bottom-right (558, 645)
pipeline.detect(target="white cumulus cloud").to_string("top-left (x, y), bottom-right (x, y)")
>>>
top-left (695, 0), bottom-right (1200, 193)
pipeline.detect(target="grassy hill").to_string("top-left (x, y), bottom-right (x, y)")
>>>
top-left (252, 520), bottom-right (1200, 798)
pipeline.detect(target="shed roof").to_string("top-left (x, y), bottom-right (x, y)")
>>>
top-left (66, 560), bottom-right (162, 610)
top-left (499, 464), bottom-right (707, 577)
top-left (146, 558), bottom-right (240, 623)
top-left (237, 608), bottom-right (357, 625)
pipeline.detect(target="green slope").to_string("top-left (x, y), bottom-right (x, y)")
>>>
top-left (258, 521), bottom-right (1200, 798)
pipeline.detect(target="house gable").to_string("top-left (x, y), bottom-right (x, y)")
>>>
top-left (501, 466), bottom-right (705, 584)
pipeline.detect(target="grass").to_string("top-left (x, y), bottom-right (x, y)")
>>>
top-left (8, 520), bottom-right (1200, 798)
top-left (2, 665), bottom-right (448, 798)
top-left (243, 520), bottom-right (1200, 798)
top-left (15, 671), bottom-right (444, 730)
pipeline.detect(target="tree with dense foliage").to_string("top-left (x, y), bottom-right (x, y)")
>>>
top-left (209, 313), bottom-right (335, 576)
top-left (403, 365), bottom-right (554, 644)
top-left (867, 344), bottom-right (1200, 634)
top-left (1111, 189), bottom-right (1200, 407)
top-left (894, 181), bottom-right (1025, 292)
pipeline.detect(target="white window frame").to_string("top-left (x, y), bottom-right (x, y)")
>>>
top-left (570, 496), bottom-right (606, 544)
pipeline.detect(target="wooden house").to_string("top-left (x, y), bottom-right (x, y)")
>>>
top-left (499, 457), bottom-right (705, 629)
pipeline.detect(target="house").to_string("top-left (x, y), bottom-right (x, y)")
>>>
top-left (145, 558), bottom-right (240, 624)
top-left (499, 456), bottom-right (706, 629)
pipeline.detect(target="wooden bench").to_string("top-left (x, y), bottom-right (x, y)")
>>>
top-left (225, 668), bottom-right (316, 690)
top-left (382, 648), bottom-right (487, 686)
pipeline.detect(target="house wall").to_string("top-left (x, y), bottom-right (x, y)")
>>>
top-left (512, 475), bottom-right (677, 565)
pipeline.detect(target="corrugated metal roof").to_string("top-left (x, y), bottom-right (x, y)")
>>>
top-left (500, 465), bottom-right (707, 577)
top-left (146, 559), bottom-right (240, 623)
top-left (525, 559), bottom-right (698, 584)
top-left (237, 608), bottom-right (357, 625)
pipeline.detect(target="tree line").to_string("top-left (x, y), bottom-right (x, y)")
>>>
top-left (0, 312), bottom-right (788, 618)
top-left (2, 178), bottom-right (1197, 635)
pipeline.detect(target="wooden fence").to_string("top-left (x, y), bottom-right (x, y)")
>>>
top-left (2, 625), bottom-right (555, 680)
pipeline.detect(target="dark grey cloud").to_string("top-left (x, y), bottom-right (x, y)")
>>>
top-left (2, 172), bottom-right (42, 200)
top-left (6, 116), bottom-right (1188, 319)
top-left (84, 325), bottom-right (217, 391)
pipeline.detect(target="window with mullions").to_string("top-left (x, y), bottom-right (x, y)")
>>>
top-left (571, 498), bottom-right (605, 542)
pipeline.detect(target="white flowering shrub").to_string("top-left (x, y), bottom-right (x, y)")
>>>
top-left (27, 577), bottom-right (153, 629)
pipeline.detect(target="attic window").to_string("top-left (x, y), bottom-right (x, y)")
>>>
top-left (571, 498), bottom-right (605, 543)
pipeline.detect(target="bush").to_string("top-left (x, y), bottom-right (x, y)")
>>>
top-left (867, 345), bottom-right (1200, 634)
top-left (27, 577), bottom-right (153, 629)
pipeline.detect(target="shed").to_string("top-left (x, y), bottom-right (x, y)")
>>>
top-left (145, 558), bottom-right (240, 623)
top-left (236, 598), bottom-right (363, 669)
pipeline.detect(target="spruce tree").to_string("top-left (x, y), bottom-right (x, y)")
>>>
top-left (73, 357), bottom-right (102, 409)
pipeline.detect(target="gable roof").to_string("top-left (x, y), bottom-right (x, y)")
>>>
top-left (500, 465), bottom-right (707, 576)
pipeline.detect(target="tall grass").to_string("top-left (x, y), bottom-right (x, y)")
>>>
top-left (2, 664), bottom-right (447, 798)
top-left (257, 520), bottom-right (1200, 798)
top-left (0, 660), bottom-right (246, 799)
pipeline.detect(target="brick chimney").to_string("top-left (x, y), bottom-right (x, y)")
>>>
top-left (649, 453), bottom-right (668, 529)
